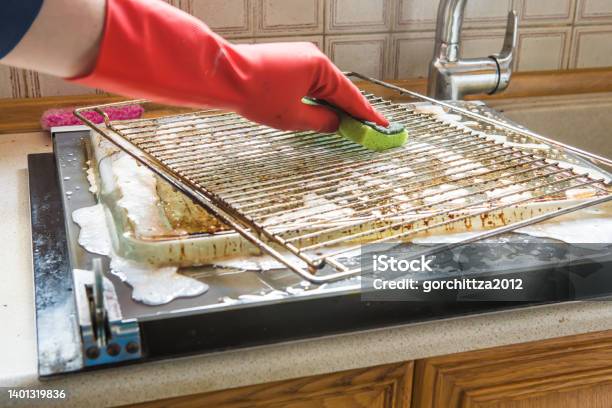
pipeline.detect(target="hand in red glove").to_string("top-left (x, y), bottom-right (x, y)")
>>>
top-left (70, 0), bottom-right (388, 132)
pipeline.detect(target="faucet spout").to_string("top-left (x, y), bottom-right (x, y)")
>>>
top-left (428, 0), bottom-right (518, 100)
top-left (433, 0), bottom-right (467, 62)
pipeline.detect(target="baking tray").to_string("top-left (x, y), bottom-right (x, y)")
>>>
top-left (89, 132), bottom-right (262, 267)
top-left (89, 129), bottom-right (610, 269)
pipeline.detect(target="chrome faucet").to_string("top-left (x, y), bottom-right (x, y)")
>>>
top-left (428, 0), bottom-right (518, 100)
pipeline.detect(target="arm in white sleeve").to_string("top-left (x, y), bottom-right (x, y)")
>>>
top-left (0, 0), bottom-right (105, 78)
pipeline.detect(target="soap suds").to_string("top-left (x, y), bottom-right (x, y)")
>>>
top-left (554, 160), bottom-right (611, 184)
top-left (72, 203), bottom-right (208, 305)
top-left (414, 105), bottom-right (446, 116)
top-left (72, 204), bottom-right (112, 256)
top-left (85, 160), bottom-right (98, 194)
top-left (409, 103), bottom-right (612, 244)
top-left (110, 257), bottom-right (205, 305)
top-left (486, 184), bottom-right (533, 204)
top-left (516, 216), bottom-right (612, 244)
top-left (218, 276), bottom-right (361, 305)
top-left (415, 102), bottom-right (610, 203)
top-left (37, 300), bottom-right (81, 371)
top-left (213, 245), bottom-right (361, 271)
top-left (417, 103), bottom-right (551, 151)
top-left (263, 192), bottom-right (355, 226)
top-left (413, 205), bottom-right (612, 245)
top-left (565, 188), bottom-right (597, 200)
top-left (112, 154), bottom-right (171, 238)
top-left (422, 184), bottom-right (469, 205)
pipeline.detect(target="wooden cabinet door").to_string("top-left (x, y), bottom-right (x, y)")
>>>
top-left (130, 361), bottom-right (413, 408)
top-left (412, 330), bottom-right (612, 408)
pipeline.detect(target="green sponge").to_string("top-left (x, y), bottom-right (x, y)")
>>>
top-left (302, 97), bottom-right (408, 152)
top-left (338, 115), bottom-right (408, 152)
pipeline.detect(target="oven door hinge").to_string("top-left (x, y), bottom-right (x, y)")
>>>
top-left (73, 258), bottom-right (142, 366)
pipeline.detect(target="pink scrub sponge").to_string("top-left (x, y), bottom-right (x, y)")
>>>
top-left (40, 104), bottom-right (144, 130)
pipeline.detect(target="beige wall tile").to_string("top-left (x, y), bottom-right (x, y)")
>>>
top-left (394, 0), bottom-right (516, 31)
top-left (463, 0), bottom-right (515, 27)
top-left (460, 29), bottom-right (506, 60)
top-left (569, 25), bottom-right (612, 68)
top-left (576, 0), bottom-right (612, 25)
top-left (256, 0), bottom-right (323, 35)
top-left (228, 38), bottom-right (256, 45)
top-left (254, 35), bottom-right (324, 49)
top-left (0, 66), bottom-right (13, 99)
top-left (518, 0), bottom-right (576, 26)
top-left (37, 74), bottom-right (97, 98)
top-left (391, 32), bottom-right (435, 79)
top-left (325, 34), bottom-right (390, 79)
top-left (191, 0), bottom-right (254, 38)
top-left (1, 68), bottom-right (41, 98)
top-left (326, 0), bottom-right (391, 34)
top-left (393, 0), bottom-right (437, 31)
top-left (515, 27), bottom-right (571, 71)
top-left (163, 0), bottom-right (192, 10)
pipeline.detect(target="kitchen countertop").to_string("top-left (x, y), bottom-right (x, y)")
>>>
top-left (2, 131), bottom-right (612, 407)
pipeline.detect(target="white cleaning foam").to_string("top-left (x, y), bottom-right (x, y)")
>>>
top-left (111, 153), bottom-right (171, 238)
top-left (72, 203), bottom-right (208, 305)
top-left (413, 205), bottom-right (612, 245)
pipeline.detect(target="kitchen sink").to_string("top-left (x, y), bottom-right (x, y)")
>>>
top-left (489, 93), bottom-right (612, 163)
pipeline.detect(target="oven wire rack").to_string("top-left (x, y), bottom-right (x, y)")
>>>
top-left (74, 73), bottom-right (612, 283)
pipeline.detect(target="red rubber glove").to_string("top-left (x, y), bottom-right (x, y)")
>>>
top-left (70, 0), bottom-right (388, 132)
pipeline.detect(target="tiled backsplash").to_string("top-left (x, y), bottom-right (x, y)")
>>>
top-left (2, 0), bottom-right (612, 99)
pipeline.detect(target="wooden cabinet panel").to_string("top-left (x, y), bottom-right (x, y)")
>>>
top-left (412, 330), bottom-right (612, 408)
top-left (492, 382), bottom-right (612, 408)
top-left (129, 361), bottom-right (413, 408)
top-left (262, 387), bottom-right (387, 408)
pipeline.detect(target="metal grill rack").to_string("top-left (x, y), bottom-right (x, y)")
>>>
top-left (75, 73), bottom-right (612, 283)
